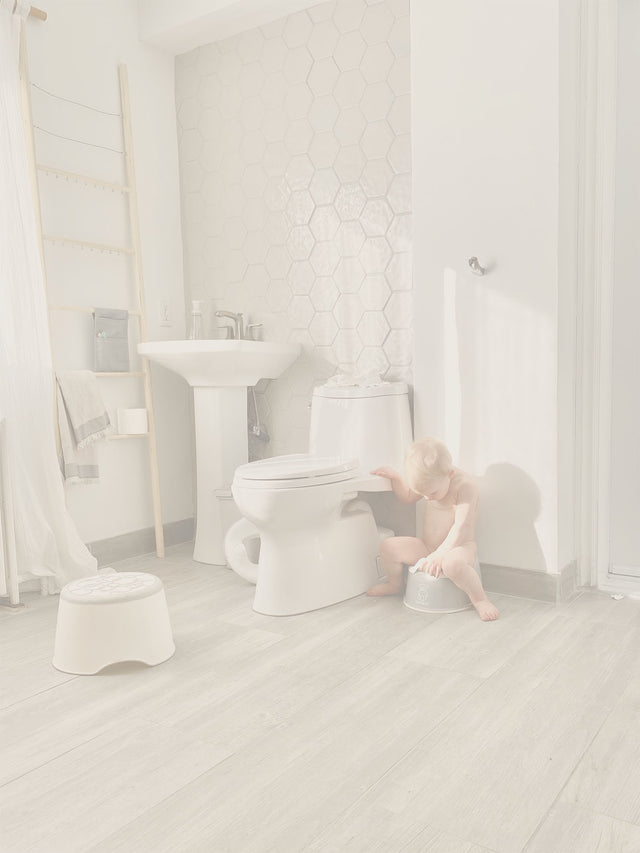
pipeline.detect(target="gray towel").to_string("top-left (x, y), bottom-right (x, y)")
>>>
top-left (94, 307), bottom-right (129, 372)
top-left (56, 371), bottom-right (112, 483)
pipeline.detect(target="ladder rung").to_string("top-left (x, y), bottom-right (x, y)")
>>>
top-left (43, 235), bottom-right (134, 255)
top-left (95, 372), bottom-right (144, 377)
top-left (37, 164), bottom-right (130, 193)
top-left (48, 305), bottom-right (141, 317)
top-left (106, 433), bottom-right (149, 440)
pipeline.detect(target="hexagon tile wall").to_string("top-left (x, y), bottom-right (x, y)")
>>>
top-left (176, 0), bottom-right (412, 459)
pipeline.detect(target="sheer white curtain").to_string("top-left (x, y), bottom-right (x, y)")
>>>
top-left (0, 0), bottom-right (97, 590)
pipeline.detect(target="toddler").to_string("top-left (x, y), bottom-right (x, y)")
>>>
top-left (367, 437), bottom-right (499, 622)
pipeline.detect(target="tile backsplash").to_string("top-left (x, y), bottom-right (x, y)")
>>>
top-left (176, 0), bottom-right (412, 459)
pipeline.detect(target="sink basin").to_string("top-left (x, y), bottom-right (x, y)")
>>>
top-left (138, 339), bottom-right (301, 387)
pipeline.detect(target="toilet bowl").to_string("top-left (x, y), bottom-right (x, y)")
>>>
top-left (227, 454), bottom-right (383, 615)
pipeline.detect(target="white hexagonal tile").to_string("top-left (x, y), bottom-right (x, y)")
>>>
top-left (283, 11), bottom-right (313, 48)
top-left (310, 276), bottom-right (339, 311)
top-left (261, 36), bottom-right (288, 74)
top-left (335, 220), bottom-right (366, 257)
top-left (390, 0), bottom-right (410, 17)
top-left (202, 172), bottom-right (223, 204)
top-left (387, 93), bottom-right (411, 135)
top-left (283, 46), bottom-right (313, 84)
top-left (178, 97), bottom-right (198, 130)
top-left (361, 43), bottom-right (394, 84)
top-left (261, 18), bottom-right (285, 39)
top-left (360, 158), bottom-right (394, 198)
top-left (239, 62), bottom-right (264, 99)
top-left (198, 74), bottom-right (223, 108)
top-left (333, 293), bottom-right (365, 328)
top-left (308, 20), bottom-right (340, 60)
top-left (264, 210), bottom-right (289, 245)
top-left (242, 163), bottom-right (268, 199)
top-left (388, 55), bottom-right (410, 96)
top-left (309, 312), bottom-right (339, 345)
top-left (357, 310), bottom-right (389, 346)
top-left (360, 82), bottom-right (395, 123)
top-left (287, 225), bottom-right (315, 260)
top-left (244, 264), bottom-right (270, 298)
top-left (360, 273), bottom-right (390, 309)
top-left (183, 192), bottom-right (205, 226)
top-left (334, 183), bottom-right (367, 220)
top-left (267, 278), bottom-right (292, 311)
top-left (333, 31), bottom-right (367, 73)
top-left (310, 240), bottom-right (341, 275)
top-left (310, 205), bottom-right (340, 241)
top-left (284, 83), bottom-right (314, 120)
top-left (204, 235), bottom-right (225, 268)
top-left (361, 198), bottom-right (394, 237)
top-left (180, 129), bottom-right (203, 162)
top-left (285, 155), bottom-right (315, 190)
top-left (240, 96), bottom-right (265, 131)
top-left (221, 217), bottom-right (248, 250)
top-left (308, 57), bottom-right (341, 96)
top-left (263, 175), bottom-right (291, 211)
top-left (388, 172), bottom-right (412, 213)
top-left (388, 134), bottom-right (412, 173)
top-left (333, 69), bottom-right (367, 109)
top-left (309, 2), bottom-right (336, 24)
top-left (263, 140), bottom-right (289, 176)
top-left (224, 249), bottom-right (248, 282)
top-left (198, 107), bottom-right (223, 139)
top-left (385, 251), bottom-right (412, 291)
top-left (218, 51), bottom-right (242, 86)
top-left (387, 213), bottom-right (412, 252)
top-left (222, 183), bottom-right (245, 218)
top-left (360, 236), bottom-right (392, 274)
top-left (175, 62), bottom-right (200, 99)
top-left (289, 294), bottom-right (315, 328)
top-left (181, 162), bottom-right (203, 193)
top-left (309, 168), bottom-right (340, 205)
top-left (217, 119), bottom-right (243, 153)
top-left (361, 120), bottom-right (394, 159)
top-left (333, 145), bottom-right (366, 183)
top-left (333, 0), bottom-right (366, 33)
top-left (261, 72), bottom-right (287, 108)
top-left (196, 44), bottom-right (221, 76)
top-left (361, 3), bottom-right (394, 44)
top-left (384, 290), bottom-right (412, 328)
top-left (284, 118), bottom-right (314, 155)
top-left (243, 230), bottom-right (270, 265)
top-left (384, 328), bottom-right (412, 365)
top-left (389, 15), bottom-right (410, 57)
top-left (333, 107), bottom-right (367, 146)
top-left (261, 110), bottom-right (287, 145)
top-left (309, 95), bottom-right (340, 132)
top-left (221, 151), bottom-right (244, 184)
top-left (201, 140), bottom-right (222, 173)
top-left (265, 245), bottom-right (292, 278)
top-left (333, 327), bottom-right (363, 363)
top-left (286, 188), bottom-right (315, 224)
top-left (308, 132), bottom-right (340, 168)
top-left (241, 128), bottom-right (267, 163)
top-left (357, 346), bottom-right (389, 376)
top-left (289, 260), bottom-right (315, 294)
top-left (218, 87), bottom-right (242, 118)
top-left (238, 27), bottom-right (264, 63)
top-left (243, 197), bottom-right (267, 231)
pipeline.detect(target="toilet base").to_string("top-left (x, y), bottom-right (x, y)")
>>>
top-left (253, 500), bottom-right (380, 616)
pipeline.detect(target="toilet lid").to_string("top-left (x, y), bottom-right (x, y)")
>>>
top-left (233, 454), bottom-right (359, 488)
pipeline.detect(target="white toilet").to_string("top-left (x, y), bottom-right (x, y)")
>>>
top-left (225, 381), bottom-right (412, 616)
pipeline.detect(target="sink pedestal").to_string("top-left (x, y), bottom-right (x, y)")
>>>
top-left (192, 387), bottom-right (247, 565)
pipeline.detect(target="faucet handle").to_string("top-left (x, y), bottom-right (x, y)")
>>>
top-left (246, 323), bottom-right (263, 341)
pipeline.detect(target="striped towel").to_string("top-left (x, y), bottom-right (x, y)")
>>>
top-left (56, 371), bottom-right (112, 483)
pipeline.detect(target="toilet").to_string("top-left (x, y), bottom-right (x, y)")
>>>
top-left (225, 381), bottom-right (412, 616)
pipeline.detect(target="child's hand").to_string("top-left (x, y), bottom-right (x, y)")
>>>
top-left (416, 552), bottom-right (444, 577)
top-left (370, 466), bottom-right (398, 480)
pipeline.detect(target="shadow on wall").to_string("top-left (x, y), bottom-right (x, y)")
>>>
top-left (476, 463), bottom-right (546, 572)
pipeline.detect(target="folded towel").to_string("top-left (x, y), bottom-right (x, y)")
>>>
top-left (94, 307), bottom-right (129, 373)
top-left (56, 371), bottom-right (111, 484)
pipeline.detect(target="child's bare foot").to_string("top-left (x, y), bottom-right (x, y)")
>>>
top-left (367, 581), bottom-right (402, 597)
top-left (473, 598), bottom-right (499, 621)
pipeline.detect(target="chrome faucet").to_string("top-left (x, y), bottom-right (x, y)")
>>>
top-left (215, 310), bottom-right (244, 340)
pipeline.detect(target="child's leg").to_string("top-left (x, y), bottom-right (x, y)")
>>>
top-left (440, 545), bottom-right (499, 621)
top-left (367, 537), bottom-right (430, 597)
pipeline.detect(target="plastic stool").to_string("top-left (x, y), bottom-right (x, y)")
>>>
top-left (404, 558), bottom-right (483, 614)
top-left (53, 572), bottom-right (175, 674)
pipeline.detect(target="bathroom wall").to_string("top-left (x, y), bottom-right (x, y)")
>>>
top-left (174, 0), bottom-right (413, 459)
top-left (25, 0), bottom-right (194, 545)
top-left (411, 0), bottom-right (576, 575)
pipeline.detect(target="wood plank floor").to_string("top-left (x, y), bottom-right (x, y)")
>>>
top-left (2, 543), bottom-right (640, 853)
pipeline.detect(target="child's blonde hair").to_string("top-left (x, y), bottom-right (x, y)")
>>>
top-left (404, 437), bottom-right (452, 493)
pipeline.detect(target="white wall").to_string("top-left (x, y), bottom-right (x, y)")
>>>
top-left (411, 0), bottom-right (569, 574)
top-left (26, 0), bottom-right (193, 544)
top-left (610, 0), bottom-right (640, 571)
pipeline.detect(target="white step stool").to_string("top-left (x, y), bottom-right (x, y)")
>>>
top-left (53, 572), bottom-right (175, 674)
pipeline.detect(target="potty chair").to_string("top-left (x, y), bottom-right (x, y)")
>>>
top-left (404, 558), bottom-right (483, 613)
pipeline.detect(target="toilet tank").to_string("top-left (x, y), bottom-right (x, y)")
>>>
top-left (309, 382), bottom-right (413, 477)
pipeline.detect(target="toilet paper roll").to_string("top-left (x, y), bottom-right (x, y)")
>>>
top-left (117, 408), bottom-right (148, 435)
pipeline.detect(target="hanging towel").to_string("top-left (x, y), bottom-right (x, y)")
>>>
top-left (56, 371), bottom-right (112, 484)
top-left (94, 307), bottom-right (129, 372)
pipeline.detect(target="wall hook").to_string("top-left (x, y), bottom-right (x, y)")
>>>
top-left (468, 256), bottom-right (487, 276)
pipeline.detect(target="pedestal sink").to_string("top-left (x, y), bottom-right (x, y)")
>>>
top-left (138, 340), bottom-right (301, 565)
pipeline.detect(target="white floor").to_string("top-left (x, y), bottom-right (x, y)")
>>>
top-left (2, 544), bottom-right (640, 853)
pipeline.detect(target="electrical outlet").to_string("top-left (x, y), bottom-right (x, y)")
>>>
top-left (158, 300), bottom-right (173, 327)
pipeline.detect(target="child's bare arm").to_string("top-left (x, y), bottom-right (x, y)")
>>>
top-left (432, 480), bottom-right (478, 554)
top-left (370, 466), bottom-right (423, 504)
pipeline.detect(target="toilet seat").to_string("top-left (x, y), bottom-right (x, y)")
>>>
top-left (233, 454), bottom-right (359, 490)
